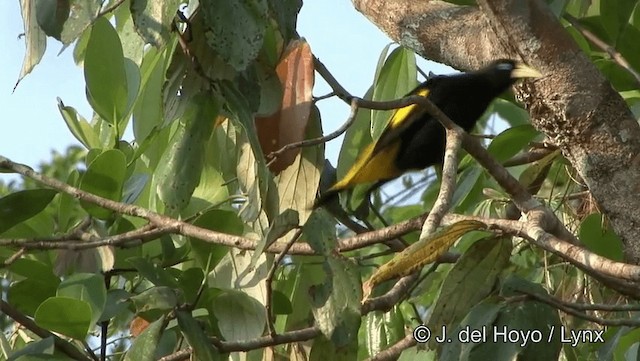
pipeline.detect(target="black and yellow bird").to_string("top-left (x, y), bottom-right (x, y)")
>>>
top-left (315, 59), bottom-right (542, 208)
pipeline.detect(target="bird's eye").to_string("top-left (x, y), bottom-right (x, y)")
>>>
top-left (496, 62), bottom-right (514, 71)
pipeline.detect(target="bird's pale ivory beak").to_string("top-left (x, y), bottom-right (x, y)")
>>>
top-left (512, 63), bottom-right (543, 78)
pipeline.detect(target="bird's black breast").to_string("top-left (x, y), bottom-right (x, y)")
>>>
top-left (394, 74), bottom-right (506, 171)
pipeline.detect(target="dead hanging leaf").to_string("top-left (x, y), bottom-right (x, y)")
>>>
top-left (362, 220), bottom-right (486, 300)
top-left (255, 39), bottom-right (314, 173)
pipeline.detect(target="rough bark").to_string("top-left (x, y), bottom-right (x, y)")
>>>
top-left (352, 0), bottom-right (640, 262)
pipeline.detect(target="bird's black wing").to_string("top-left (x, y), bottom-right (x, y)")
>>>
top-left (371, 84), bottom-right (432, 155)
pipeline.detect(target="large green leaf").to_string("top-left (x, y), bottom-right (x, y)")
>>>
top-left (7, 266), bottom-right (60, 316)
top-left (130, 0), bottom-right (181, 48)
top-left (79, 149), bottom-right (127, 219)
top-left (6, 336), bottom-right (55, 360)
top-left (276, 105), bottom-right (324, 223)
top-left (130, 287), bottom-right (179, 313)
top-left (176, 310), bottom-right (221, 361)
top-left (267, 0), bottom-right (302, 43)
top-left (35, 0), bottom-right (68, 40)
top-left (201, 0), bottom-right (268, 71)
top-left (0, 189), bottom-right (57, 234)
top-left (188, 209), bottom-right (243, 271)
top-left (60, 0), bottom-right (101, 45)
top-left (57, 273), bottom-right (107, 326)
top-left (309, 256), bottom-right (362, 347)
top-left (440, 298), bottom-right (504, 360)
top-left (84, 16), bottom-right (128, 125)
top-left (156, 92), bottom-right (221, 214)
top-left (34, 297), bottom-right (92, 340)
top-left (370, 46), bottom-right (418, 139)
top-left (579, 213), bottom-right (624, 261)
top-left (212, 290), bottom-right (267, 341)
top-left (222, 81), bottom-right (278, 221)
top-left (427, 237), bottom-right (512, 346)
top-left (487, 124), bottom-right (539, 163)
top-left (364, 307), bottom-right (405, 358)
top-left (124, 316), bottom-right (165, 361)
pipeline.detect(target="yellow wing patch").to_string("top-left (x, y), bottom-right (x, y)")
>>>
top-left (326, 86), bottom-right (430, 193)
top-left (387, 88), bottom-right (430, 129)
top-left (330, 141), bottom-right (402, 192)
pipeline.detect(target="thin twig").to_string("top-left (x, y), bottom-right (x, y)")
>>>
top-left (268, 99), bottom-right (359, 161)
top-left (564, 14), bottom-right (640, 87)
top-left (367, 333), bottom-right (417, 361)
top-left (264, 228), bottom-right (304, 336)
top-left (519, 289), bottom-right (640, 326)
top-left (98, 0), bottom-right (126, 17)
top-left (1, 247), bottom-right (26, 267)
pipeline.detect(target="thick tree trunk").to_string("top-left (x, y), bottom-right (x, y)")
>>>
top-left (352, 0), bottom-right (640, 261)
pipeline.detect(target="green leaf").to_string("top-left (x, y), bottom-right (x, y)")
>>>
top-left (276, 105), bottom-right (324, 221)
top-left (130, 0), bottom-right (181, 48)
top-left (427, 237), bottom-right (511, 346)
top-left (34, 297), bottom-right (92, 340)
top-left (337, 88), bottom-right (374, 182)
top-left (222, 81), bottom-right (278, 221)
top-left (267, 0), bottom-right (302, 42)
top-left (177, 268), bottom-right (205, 304)
top-left (518, 149), bottom-right (560, 189)
top-left (490, 98), bottom-right (531, 127)
top-left (440, 298), bottom-right (504, 360)
top-left (8, 277), bottom-right (59, 317)
top-left (127, 257), bottom-right (180, 288)
top-left (303, 210), bottom-right (338, 256)
top-left (57, 273), bottom-right (107, 326)
top-left (487, 124), bottom-right (539, 163)
top-left (0, 189), bottom-right (57, 234)
top-left (79, 149), bottom-right (127, 219)
top-left (133, 48), bottom-right (166, 142)
top-left (371, 46), bottom-right (418, 139)
top-left (176, 310), bottom-right (221, 361)
top-left (35, 0), bottom-right (69, 40)
top-left (6, 336), bottom-right (55, 360)
top-left (188, 209), bottom-right (242, 271)
top-left (212, 290), bottom-right (267, 341)
top-left (255, 209), bottom-right (299, 258)
top-left (309, 334), bottom-right (358, 361)
top-left (364, 307), bottom-right (405, 357)
top-left (130, 287), bottom-right (179, 313)
top-left (84, 16), bottom-right (128, 124)
top-left (57, 171), bottom-right (80, 232)
top-left (271, 289), bottom-right (293, 315)
top-left (124, 316), bottom-right (165, 361)
top-left (579, 213), bottom-right (624, 261)
top-left (309, 257), bottom-right (362, 347)
top-left (60, 0), bottom-right (101, 45)
top-left (156, 93), bottom-right (221, 214)
top-left (201, 0), bottom-right (268, 71)
top-left (600, 0), bottom-right (637, 40)
top-left (99, 289), bottom-right (131, 322)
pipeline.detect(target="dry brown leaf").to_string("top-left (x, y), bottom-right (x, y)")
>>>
top-left (256, 39), bottom-right (314, 173)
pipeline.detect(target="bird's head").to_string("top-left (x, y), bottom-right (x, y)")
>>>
top-left (489, 59), bottom-right (542, 80)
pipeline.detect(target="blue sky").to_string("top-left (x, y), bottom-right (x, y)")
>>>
top-left (0, 0), bottom-right (448, 185)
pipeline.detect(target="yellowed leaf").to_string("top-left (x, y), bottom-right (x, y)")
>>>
top-left (363, 220), bottom-right (486, 300)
